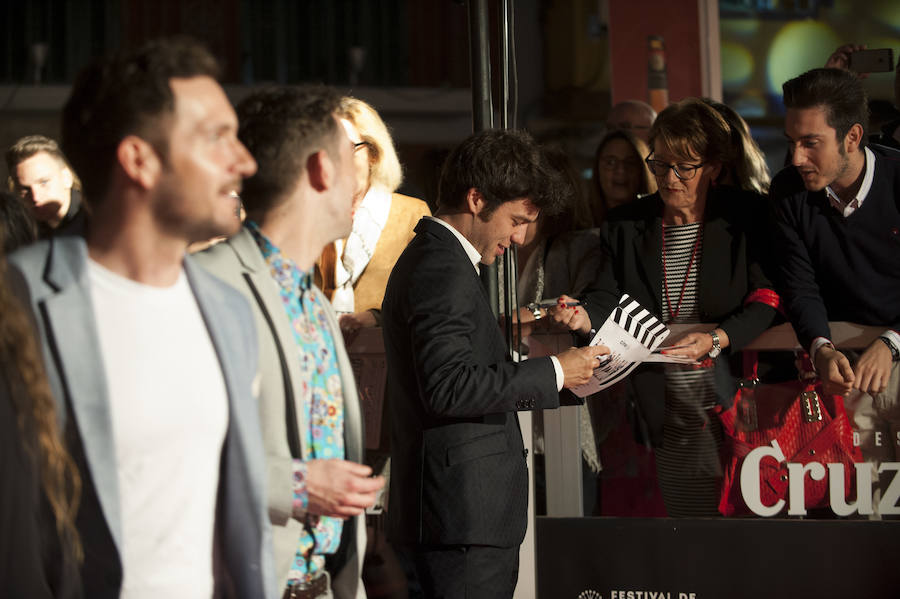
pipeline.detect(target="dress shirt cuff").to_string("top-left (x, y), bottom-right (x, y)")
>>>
top-left (292, 459), bottom-right (309, 516)
top-left (550, 356), bottom-right (564, 392)
top-left (881, 330), bottom-right (900, 356)
top-left (809, 337), bottom-right (834, 373)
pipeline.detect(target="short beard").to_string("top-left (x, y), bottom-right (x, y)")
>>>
top-left (833, 141), bottom-right (851, 184)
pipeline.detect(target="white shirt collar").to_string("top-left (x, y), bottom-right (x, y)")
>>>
top-left (426, 215), bottom-right (483, 274)
top-left (825, 146), bottom-right (875, 216)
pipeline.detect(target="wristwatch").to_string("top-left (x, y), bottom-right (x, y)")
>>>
top-left (707, 330), bottom-right (722, 359)
top-left (526, 302), bottom-right (543, 320)
top-left (879, 336), bottom-right (900, 362)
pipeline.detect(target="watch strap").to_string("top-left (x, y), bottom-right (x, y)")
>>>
top-left (878, 336), bottom-right (900, 362)
top-left (708, 330), bottom-right (721, 358)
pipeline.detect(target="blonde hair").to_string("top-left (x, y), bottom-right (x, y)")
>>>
top-left (6, 134), bottom-right (83, 193)
top-left (702, 99), bottom-right (771, 194)
top-left (338, 96), bottom-right (403, 192)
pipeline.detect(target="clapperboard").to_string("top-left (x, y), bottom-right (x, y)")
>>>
top-left (572, 293), bottom-right (670, 396)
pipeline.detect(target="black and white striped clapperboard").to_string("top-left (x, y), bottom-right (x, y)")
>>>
top-left (610, 294), bottom-right (669, 352)
top-left (574, 294), bottom-right (670, 394)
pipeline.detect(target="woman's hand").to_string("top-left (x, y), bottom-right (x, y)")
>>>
top-left (546, 294), bottom-right (592, 334)
top-left (662, 328), bottom-right (730, 361)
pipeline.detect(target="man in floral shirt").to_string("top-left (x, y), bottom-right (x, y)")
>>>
top-left (196, 85), bottom-right (383, 599)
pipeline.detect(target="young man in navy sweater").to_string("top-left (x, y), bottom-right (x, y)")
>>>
top-left (772, 67), bottom-right (900, 488)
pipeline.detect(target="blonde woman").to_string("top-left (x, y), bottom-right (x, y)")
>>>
top-left (316, 96), bottom-right (431, 332)
top-left (702, 98), bottom-right (771, 194)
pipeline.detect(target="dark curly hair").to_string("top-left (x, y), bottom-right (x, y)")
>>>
top-left (437, 128), bottom-right (563, 219)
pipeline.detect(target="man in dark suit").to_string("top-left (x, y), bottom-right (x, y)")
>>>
top-left (381, 128), bottom-right (608, 598)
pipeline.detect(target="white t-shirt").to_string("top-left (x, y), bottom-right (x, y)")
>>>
top-left (89, 259), bottom-right (228, 599)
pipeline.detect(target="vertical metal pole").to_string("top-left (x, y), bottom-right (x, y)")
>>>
top-left (467, 0), bottom-right (493, 132)
top-left (499, 0), bottom-right (511, 130)
top-left (499, 0), bottom-right (518, 353)
top-left (467, 0), bottom-right (500, 317)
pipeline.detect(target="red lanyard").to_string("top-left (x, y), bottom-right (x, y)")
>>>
top-left (661, 222), bottom-right (703, 321)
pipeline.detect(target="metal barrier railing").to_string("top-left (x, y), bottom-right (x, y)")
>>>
top-left (534, 321), bottom-right (885, 517)
top-left (345, 321), bottom-right (885, 517)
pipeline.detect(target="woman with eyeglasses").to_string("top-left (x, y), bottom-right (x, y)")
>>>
top-left (555, 98), bottom-right (781, 517)
top-left (590, 130), bottom-right (657, 226)
top-left (315, 96), bottom-right (431, 334)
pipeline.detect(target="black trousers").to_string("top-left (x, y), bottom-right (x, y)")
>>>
top-left (408, 544), bottom-right (519, 599)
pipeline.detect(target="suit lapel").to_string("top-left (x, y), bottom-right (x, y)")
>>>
top-left (41, 238), bottom-right (123, 552)
top-left (417, 218), bottom-right (486, 293)
top-left (228, 229), bottom-right (310, 455)
top-left (312, 285), bottom-right (364, 462)
top-left (698, 192), bottom-right (732, 312)
top-left (633, 211), bottom-right (664, 316)
top-left (183, 257), bottom-right (253, 448)
top-left (417, 218), bottom-right (506, 357)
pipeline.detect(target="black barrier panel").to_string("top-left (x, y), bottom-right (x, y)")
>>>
top-left (536, 517), bottom-right (900, 599)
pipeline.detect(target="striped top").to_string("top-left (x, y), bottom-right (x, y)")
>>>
top-left (656, 222), bottom-right (723, 518)
top-left (662, 222), bottom-right (702, 323)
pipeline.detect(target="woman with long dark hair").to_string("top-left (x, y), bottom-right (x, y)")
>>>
top-left (0, 238), bottom-right (81, 597)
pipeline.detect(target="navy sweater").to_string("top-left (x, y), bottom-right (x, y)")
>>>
top-left (770, 144), bottom-right (900, 350)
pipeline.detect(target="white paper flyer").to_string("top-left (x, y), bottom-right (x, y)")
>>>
top-left (571, 294), bottom-right (693, 396)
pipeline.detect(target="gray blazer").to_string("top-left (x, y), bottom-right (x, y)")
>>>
top-left (7, 236), bottom-right (276, 599)
top-left (194, 227), bottom-right (367, 598)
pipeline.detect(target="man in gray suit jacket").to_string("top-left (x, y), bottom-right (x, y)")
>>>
top-left (194, 86), bottom-right (384, 598)
top-left (7, 39), bottom-right (275, 598)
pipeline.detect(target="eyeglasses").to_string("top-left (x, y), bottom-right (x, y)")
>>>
top-left (598, 156), bottom-right (641, 171)
top-left (644, 156), bottom-right (704, 181)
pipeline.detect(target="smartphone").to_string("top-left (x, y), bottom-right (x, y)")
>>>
top-left (848, 48), bottom-right (894, 73)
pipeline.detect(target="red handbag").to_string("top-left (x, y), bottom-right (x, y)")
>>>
top-left (715, 289), bottom-right (863, 516)
top-left (716, 358), bottom-right (862, 516)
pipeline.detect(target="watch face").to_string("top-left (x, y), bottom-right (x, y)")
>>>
top-left (708, 331), bottom-right (720, 358)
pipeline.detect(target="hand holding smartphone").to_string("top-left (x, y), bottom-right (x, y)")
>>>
top-left (848, 48), bottom-right (894, 73)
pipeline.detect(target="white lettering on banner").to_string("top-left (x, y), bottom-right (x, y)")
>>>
top-left (740, 441), bottom-right (900, 516)
top-left (786, 461), bottom-right (826, 516)
top-left (878, 463), bottom-right (900, 515)
top-left (853, 431), bottom-right (900, 447)
top-left (608, 591), bottom-right (695, 599)
top-left (828, 463), bottom-right (873, 516)
top-left (740, 440), bottom-right (787, 516)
